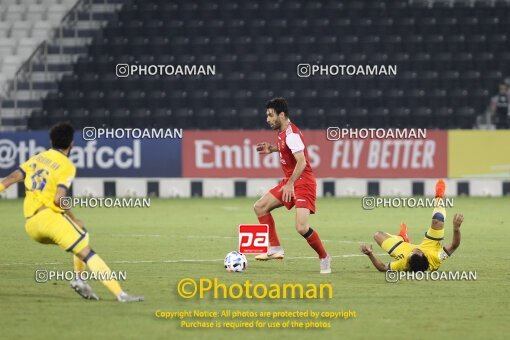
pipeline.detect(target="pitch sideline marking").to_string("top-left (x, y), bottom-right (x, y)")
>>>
top-left (0, 253), bottom-right (389, 267)
top-left (108, 234), bottom-right (371, 244)
top-left (185, 235), bottom-right (370, 244)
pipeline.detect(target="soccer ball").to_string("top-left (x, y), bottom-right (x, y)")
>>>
top-left (224, 251), bottom-right (247, 272)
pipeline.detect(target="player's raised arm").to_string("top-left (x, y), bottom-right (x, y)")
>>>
top-left (0, 169), bottom-right (25, 193)
top-left (443, 213), bottom-right (463, 255)
top-left (360, 244), bottom-right (388, 272)
top-left (256, 142), bottom-right (277, 154)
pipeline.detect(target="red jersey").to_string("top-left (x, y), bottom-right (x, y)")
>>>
top-left (276, 122), bottom-right (315, 183)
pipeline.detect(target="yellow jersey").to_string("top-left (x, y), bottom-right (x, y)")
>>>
top-left (387, 227), bottom-right (450, 271)
top-left (389, 247), bottom-right (449, 271)
top-left (19, 149), bottom-right (76, 218)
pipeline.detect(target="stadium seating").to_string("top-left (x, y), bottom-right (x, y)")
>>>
top-left (16, 0), bottom-right (510, 129)
top-left (0, 0), bottom-right (79, 87)
top-left (0, 0), bottom-right (127, 129)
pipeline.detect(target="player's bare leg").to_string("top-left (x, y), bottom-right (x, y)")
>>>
top-left (70, 255), bottom-right (99, 300)
top-left (373, 231), bottom-right (392, 246)
top-left (372, 229), bottom-right (410, 261)
top-left (295, 208), bottom-right (331, 274)
top-left (75, 246), bottom-right (144, 302)
top-left (254, 192), bottom-right (285, 260)
top-left (373, 221), bottom-right (411, 246)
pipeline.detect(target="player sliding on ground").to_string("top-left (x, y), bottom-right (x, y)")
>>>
top-left (253, 97), bottom-right (331, 274)
top-left (360, 179), bottom-right (463, 272)
top-left (0, 123), bottom-right (143, 302)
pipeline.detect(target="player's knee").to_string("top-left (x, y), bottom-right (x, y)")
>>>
top-left (373, 231), bottom-right (384, 242)
top-left (253, 201), bottom-right (264, 215)
top-left (253, 200), bottom-right (270, 216)
top-left (295, 222), bottom-right (308, 235)
top-left (75, 246), bottom-right (92, 261)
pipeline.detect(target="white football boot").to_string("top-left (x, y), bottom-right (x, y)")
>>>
top-left (255, 247), bottom-right (285, 261)
top-left (320, 255), bottom-right (332, 274)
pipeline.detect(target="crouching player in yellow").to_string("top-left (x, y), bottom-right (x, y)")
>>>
top-left (0, 123), bottom-right (143, 302)
top-left (360, 179), bottom-right (463, 272)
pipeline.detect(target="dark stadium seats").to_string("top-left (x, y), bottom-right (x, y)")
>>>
top-left (304, 108), bottom-right (326, 129)
top-left (412, 107), bottom-right (433, 129)
top-left (27, 0), bottom-right (510, 130)
top-left (152, 108), bottom-right (173, 128)
top-left (371, 108), bottom-right (390, 128)
top-left (326, 107), bottom-right (347, 126)
top-left (434, 107), bottom-right (455, 129)
top-left (391, 107), bottom-right (411, 128)
top-left (455, 107), bottom-right (477, 129)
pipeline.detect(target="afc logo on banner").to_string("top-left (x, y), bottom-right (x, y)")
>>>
top-left (238, 224), bottom-right (269, 254)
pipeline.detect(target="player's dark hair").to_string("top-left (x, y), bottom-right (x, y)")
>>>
top-left (49, 122), bottom-right (74, 149)
top-left (266, 97), bottom-right (289, 117)
top-left (409, 253), bottom-right (429, 272)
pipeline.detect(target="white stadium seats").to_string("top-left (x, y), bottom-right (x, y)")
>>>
top-left (0, 0), bottom-right (78, 88)
top-left (0, 38), bottom-right (16, 56)
top-left (10, 21), bottom-right (32, 39)
top-left (25, 5), bottom-right (48, 22)
top-left (31, 21), bottom-right (54, 40)
top-left (0, 21), bottom-right (11, 37)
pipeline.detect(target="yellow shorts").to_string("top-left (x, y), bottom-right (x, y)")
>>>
top-left (381, 227), bottom-right (445, 259)
top-left (418, 227), bottom-right (445, 251)
top-left (25, 209), bottom-right (89, 254)
top-left (381, 237), bottom-right (415, 260)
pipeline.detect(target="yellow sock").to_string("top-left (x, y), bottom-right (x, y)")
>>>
top-left (432, 198), bottom-right (446, 221)
top-left (390, 234), bottom-right (404, 242)
top-left (85, 253), bottom-right (123, 297)
top-left (73, 255), bottom-right (87, 273)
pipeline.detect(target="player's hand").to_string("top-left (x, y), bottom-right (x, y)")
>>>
top-left (360, 244), bottom-right (373, 255)
top-left (452, 213), bottom-right (464, 230)
top-left (256, 142), bottom-right (271, 154)
top-left (279, 182), bottom-right (295, 202)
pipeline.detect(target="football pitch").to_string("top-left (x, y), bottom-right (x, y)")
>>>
top-left (1, 197), bottom-right (509, 340)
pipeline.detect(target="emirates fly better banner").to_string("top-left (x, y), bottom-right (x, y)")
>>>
top-left (182, 130), bottom-right (447, 178)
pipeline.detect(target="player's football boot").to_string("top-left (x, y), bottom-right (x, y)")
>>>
top-left (255, 250), bottom-right (285, 261)
top-left (70, 278), bottom-right (99, 301)
top-left (435, 179), bottom-right (446, 198)
top-left (320, 255), bottom-right (332, 274)
top-left (117, 292), bottom-right (144, 303)
top-left (399, 222), bottom-right (411, 243)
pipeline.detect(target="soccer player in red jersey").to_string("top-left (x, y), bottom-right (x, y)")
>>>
top-left (253, 97), bottom-right (331, 274)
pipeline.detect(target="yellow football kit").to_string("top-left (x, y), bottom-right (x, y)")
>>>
top-left (19, 149), bottom-right (89, 254)
top-left (382, 227), bottom-right (451, 271)
top-left (2, 147), bottom-right (126, 299)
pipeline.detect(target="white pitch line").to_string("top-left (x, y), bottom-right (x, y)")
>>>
top-left (0, 253), bottom-right (389, 267)
top-left (186, 235), bottom-right (235, 239)
top-left (221, 206), bottom-right (241, 211)
top-left (0, 261), bottom-right (63, 266)
top-left (106, 234), bottom-right (371, 244)
top-left (324, 239), bottom-right (372, 244)
top-left (111, 234), bottom-right (162, 237)
top-left (186, 235), bottom-right (370, 244)
top-left (287, 253), bottom-right (388, 260)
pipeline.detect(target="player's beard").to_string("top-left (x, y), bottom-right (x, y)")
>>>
top-left (270, 119), bottom-right (280, 130)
